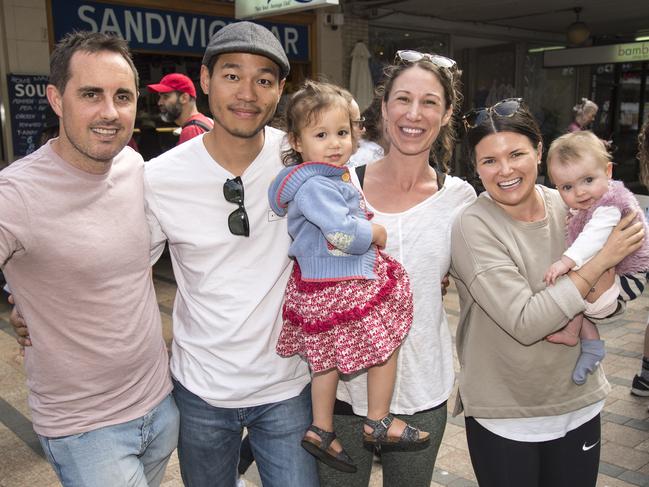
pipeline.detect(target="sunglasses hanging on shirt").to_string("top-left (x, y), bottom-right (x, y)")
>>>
top-left (223, 177), bottom-right (250, 237)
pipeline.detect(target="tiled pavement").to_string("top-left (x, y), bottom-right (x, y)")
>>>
top-left (1, 255), bottom-right (649, 486)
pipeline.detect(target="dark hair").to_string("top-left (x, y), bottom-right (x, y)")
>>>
top-left (465, 101), bottom-right (542, 167)
top-left (362, 95), bottom-right (384, 144)
top-left (639, 119), bottom-right (649, 189)
top-left (49, 31), bottom-right (139, 94)
top-left (377, 58), bottom-right (462, 172)
top-left (281, 80), bottom-right (353, 166)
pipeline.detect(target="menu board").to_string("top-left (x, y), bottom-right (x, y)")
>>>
top-left (7, 74), bottom-right (49, 157)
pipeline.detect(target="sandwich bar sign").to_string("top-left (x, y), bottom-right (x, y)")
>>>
top-left (236, 0), bottom-right (339, 20)
top-left (50, 0), bottom-right (310, 62)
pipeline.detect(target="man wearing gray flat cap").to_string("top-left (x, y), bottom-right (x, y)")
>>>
top-left (144, 21), bottom-right (318, 487)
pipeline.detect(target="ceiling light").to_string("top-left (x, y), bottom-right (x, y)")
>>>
top-left (567, 7), bottom-right (590, 47)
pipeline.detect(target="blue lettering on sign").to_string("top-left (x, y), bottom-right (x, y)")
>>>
top-left (51, 0), bottom-right (310, 61)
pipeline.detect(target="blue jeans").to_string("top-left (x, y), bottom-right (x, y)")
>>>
top-left (38, 394), bottom-right (179, 487)
top-left (172, 379), bottom-right (318, 487)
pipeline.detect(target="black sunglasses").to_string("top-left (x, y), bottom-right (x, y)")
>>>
top-left (223, 177), bottom-right (250, 237)
top-left (394, 50), bottom-right (458, 72)
top-left (462, 98), bottom-right (524, 131)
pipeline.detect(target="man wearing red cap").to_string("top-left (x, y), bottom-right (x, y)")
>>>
top-left (147, 73), bottom-right (213, 145)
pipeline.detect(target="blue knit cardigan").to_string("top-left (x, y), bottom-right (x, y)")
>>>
top-left (268, 162), bottom-right (377, 281)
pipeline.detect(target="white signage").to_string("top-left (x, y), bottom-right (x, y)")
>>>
top-left (544, 41), bottom-right (649, 67)
top-left (236, 0), bottom-right (339, 20)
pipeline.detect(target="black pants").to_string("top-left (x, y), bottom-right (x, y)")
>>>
top-left (465, 414), bottom-right (600, 487)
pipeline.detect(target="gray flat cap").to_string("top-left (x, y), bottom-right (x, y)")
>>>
top-left (202, 21), bottom-right (290, 80)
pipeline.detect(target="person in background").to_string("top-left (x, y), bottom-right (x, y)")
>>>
top-left (568, 98), bottom-right (598, 133)
top-left (451, 98), bottom-right (643, 487)
top-left (147, 73), bottom-right (213, 144)
top-left (348, 95), bottom-right (388, 167)
top-left (2, 31), bottom-right (177, 487)
top-left (630, 119), bottom-right (649, 398)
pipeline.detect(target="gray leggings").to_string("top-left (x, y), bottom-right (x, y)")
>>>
top-left (318, 403), bottom-right (447, 487)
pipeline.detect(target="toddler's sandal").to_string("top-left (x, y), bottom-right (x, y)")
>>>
top-left (363, 414), bottom-right (430, 450)
top-left (301, 424), bottom-right (357, 473)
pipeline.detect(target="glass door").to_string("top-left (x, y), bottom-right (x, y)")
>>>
top-left (615, 63), bottom-right (646, 191)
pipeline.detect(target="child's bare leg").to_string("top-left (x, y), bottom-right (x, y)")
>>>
top-left (306, 369), bottom-right (342, 452)
top-left (364, 350), bottom-right (429, 441)
top-left (579, 317), bottom-right (601, 341)
top-left (546, 314), bottom-right (582, 346)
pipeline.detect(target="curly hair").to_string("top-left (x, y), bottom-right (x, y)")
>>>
top-left (377, 57), bottom-right (463, 173)
top-left (281, 80), bottom-right (353, 166)
top-left (361, 95), bottom-right (384, 145)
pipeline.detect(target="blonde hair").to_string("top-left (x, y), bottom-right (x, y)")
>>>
top-left (281, 80), bottom-right (354, 166)
top-left (573, 98), bottom-right (598, 118)
top-left (547, 131), bottom-right (610, 182)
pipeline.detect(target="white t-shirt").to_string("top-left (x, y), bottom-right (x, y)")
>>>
top-left (336, 172), bottom-right (476, 415)
top-left (144, 127), bottom-right (310, 408)
top-left (348, 140), bottom-right (384, 168)
top-left (476, 400), bottom-right (604, 442)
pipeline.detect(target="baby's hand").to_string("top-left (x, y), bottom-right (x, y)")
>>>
top-left (544, 260), bottom-right (571, 286)
top-left (371, 223), bottom-right (387, 249)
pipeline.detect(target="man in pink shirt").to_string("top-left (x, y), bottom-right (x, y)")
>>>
top-left (0, 32), bottom-right (177, 486)
top-left (147, 73), bottom-right (214, 144)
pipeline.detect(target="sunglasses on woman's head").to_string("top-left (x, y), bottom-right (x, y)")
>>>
top-left (462, 98), bottom-right (524, 131)
top-left (394, 50), bottom-right (458, 71)
top-left (223, 176), bottom-right (250, 237)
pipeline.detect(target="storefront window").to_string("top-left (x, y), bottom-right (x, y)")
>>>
top-left (592, 61), bottom-right (648, 192)
top-left (368, 26), bottom-right (449, 83)
top-left (523, 53), bottom-right (578, 147)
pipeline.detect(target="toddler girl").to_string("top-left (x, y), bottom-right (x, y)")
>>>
top-left (268, 81), bottom-right (429, 473)
top-left (544, 130), bottom-right (649, 384)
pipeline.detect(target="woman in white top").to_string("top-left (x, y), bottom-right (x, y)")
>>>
top-left (318, 50), bottom-right (476, 487)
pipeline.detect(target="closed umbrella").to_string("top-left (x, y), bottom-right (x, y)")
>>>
top-left (349, 41), bottom-right (373, 112)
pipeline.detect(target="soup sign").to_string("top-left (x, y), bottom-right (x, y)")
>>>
top-left (7, 74), bottom-right (49, 158)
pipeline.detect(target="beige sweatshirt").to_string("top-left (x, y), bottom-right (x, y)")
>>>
top-left (450, 186), bottom-right (610, 418)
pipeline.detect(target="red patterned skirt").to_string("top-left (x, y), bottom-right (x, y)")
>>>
top-left (276, 252), bottom-right (413, 374)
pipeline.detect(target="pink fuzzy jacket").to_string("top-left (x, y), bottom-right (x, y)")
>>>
top-left (566, 180), bottom-right (649, 275)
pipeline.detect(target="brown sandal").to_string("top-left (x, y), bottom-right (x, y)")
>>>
top-left (301, 425), bottom-right (357, 473)
top-left (363, 414), bottom-right (430, 449)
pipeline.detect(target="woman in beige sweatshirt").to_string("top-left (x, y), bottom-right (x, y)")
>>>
top-left (450, 99), bottom-right (644, 487)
